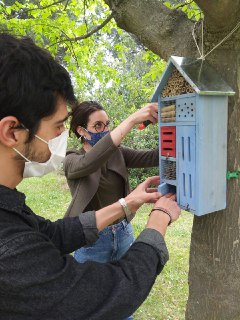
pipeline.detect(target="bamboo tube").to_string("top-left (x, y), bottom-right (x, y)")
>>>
top-left (161, 104), bottom-right (176, 112)
top-left (161, 67), bottom-right (194, 97)
top-left (161, 110), bottom-right (176, 118)
top-left (161, 117), bottom-right (176, 122)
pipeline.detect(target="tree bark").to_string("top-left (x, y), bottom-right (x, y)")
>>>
top-left (185, 19), bottom-right (240, 319)
top-left (195, 0), bottom-right (240, 28)
top-left (104, 0), bottom-right (240, 319)
top-left (104, 0), bottom-right (196, 60)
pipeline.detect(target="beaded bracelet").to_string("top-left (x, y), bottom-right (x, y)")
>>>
top-left (150, 207), bottom-right (172, 225)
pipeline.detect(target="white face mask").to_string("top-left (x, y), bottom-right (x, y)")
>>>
top-left (13, 129), bottom-right (69, 178)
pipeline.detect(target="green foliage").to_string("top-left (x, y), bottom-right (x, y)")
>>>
top-left (0, 0), bottom-right (164, 100)
top-left (18, 172), bottom-right (193, 319)
top-left (163, 1), bottom-right (202, 21)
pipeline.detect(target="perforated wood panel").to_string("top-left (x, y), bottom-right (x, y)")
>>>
top-left (176, 97), bottom-right (196, 121)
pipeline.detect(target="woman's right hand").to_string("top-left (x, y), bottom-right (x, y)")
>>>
top-left (127, 103), bottom-right (158, 126)
top-left (110, 103), bottom-right (158, 146)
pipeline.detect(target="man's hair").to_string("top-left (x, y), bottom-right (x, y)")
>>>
top-left (0, 33), bottom-right (76, 140)
top-left (70, 101), bottom-right (104, 139)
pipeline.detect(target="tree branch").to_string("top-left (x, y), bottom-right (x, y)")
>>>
top-left (47, 12), bottom-right (114, 47)
top-left (73, 13), bottom-right (113, 41)
top-left (83, 0), bottom-right (89, 32)
top-left (63, 0), bottom-right (71, 11)
top-left (104, 0), bottom-right (197, 60)
top-left (21, 0), bottom-right (66, 14)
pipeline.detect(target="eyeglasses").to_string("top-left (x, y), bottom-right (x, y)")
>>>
top-left (89, 120), bottom-right (111, 133)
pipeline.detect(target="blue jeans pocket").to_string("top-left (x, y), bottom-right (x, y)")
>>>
top-left (74, 221), bottom-right (134, 263)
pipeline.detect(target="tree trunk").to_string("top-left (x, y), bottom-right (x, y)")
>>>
top-left (185, 23), bottom-right (240, 320)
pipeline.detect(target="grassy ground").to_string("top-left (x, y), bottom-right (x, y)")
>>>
top-left (18, 172), bottom-right (193, 320)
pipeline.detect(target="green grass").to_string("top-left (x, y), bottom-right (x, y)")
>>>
top-left (133, 210), bottom-right (192, 320)
top-left (18, 172), bottom-right (193, 320)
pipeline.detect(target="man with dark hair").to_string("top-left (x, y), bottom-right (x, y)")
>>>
top-left (0, 32), bottom-right (180, 319)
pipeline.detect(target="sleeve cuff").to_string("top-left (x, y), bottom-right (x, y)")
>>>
top-left (78, 211), bottom-right (99, 245)
top-left (135, 228), bottom-right (169, 265)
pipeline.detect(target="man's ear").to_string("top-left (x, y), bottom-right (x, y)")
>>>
top-left (0, 116), bottom-right (25, 147)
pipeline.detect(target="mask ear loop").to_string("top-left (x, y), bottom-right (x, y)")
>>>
top-left (13, 147), bottom-right (31, 162)
top-left (78, 135), bottom-right (88, 143)
top-left (11, 123), bottom-right (31, 162)
top-left (77, 126), bottom-right (88, 142)
top-left (34, 134), bottom-right (48, 144)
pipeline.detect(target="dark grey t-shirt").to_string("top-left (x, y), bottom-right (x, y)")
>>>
top-left (86, 163), bottom-right (125, 211)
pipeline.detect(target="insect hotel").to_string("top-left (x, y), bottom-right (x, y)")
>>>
top-left (151, 56), bottom-right (235, 216)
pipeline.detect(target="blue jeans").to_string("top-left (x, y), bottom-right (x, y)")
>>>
top-left (74, 220), bottom-right (134, 320)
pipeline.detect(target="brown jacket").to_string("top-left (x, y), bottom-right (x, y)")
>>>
top-left (63, 133), bottom-right (158, 217)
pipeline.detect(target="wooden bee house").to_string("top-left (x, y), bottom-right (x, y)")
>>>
top-left (151, 56), bottom-right (235, 216)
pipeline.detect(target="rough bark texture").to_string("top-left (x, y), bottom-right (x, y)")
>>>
top-left (196, 0), bottom-right (240, 28)
top-left (104, 0), bottom-right (240, 319)
top-left (104, 0), bottom-right (197, 60)
top-left (186, 21), bottom-right (240, 320)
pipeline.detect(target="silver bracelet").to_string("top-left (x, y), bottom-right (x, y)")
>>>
top-left (118, 198), bottom-right (135, 223)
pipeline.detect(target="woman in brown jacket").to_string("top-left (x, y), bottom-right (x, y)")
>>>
top-left (64, 100), bottom-right (159, 268)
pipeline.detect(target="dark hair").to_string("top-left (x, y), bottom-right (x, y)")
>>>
top-left (70, 101), bottom-right (104, 139)
top-left (0, 33), bottom-right (76, 140)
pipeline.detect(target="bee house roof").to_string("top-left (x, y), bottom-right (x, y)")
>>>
top-left (152, 56), bottom-right (235, 101)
